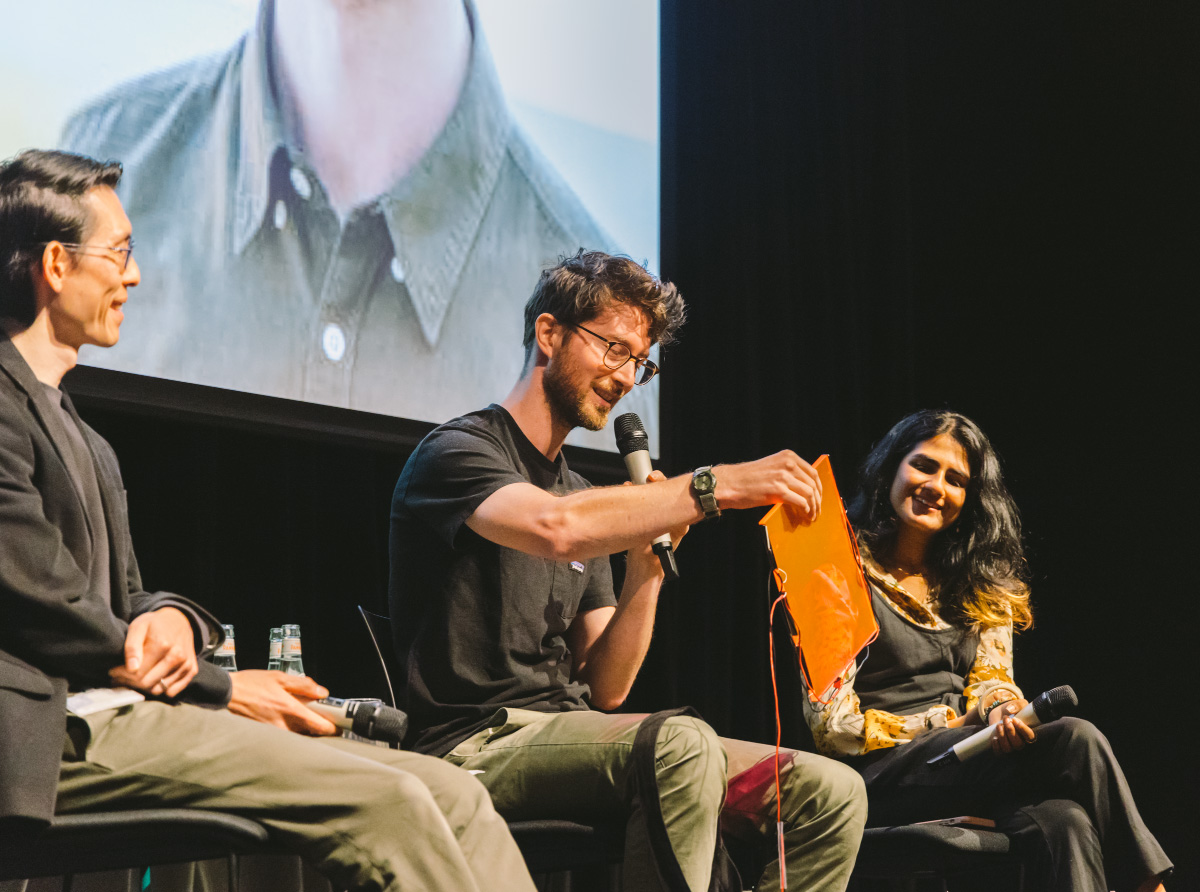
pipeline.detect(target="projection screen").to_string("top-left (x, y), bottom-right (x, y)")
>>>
top-left (0, 0), bottom-right (660, 453)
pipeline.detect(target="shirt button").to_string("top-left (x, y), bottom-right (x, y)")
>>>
top-left (390, 256), bottom-right (405, 283)
top-left (273, 199), bottom-right (288, 230)
top-left (321, 323), bottom-right (347, 362)
top-left (289, 166), bottom-right (313, 201)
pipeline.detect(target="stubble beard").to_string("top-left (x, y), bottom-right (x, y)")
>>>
top-left (544, 358), bottom-right (610, 432)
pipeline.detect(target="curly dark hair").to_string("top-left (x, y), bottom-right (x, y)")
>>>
top-left (0, 150), bottom-right (123, 326)
top-left (847, 410), bottom-right (1033, 630)
top-left (521, 250), bottom-right (686, 365)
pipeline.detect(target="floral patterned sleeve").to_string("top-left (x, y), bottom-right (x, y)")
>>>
top-left (962, 622), bottom-right (1023, 714)
top-left (802, 660), bottom-right (958, 758)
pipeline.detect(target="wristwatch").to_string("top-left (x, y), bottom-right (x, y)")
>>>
top-left (692, 466), bottom-right (721, 520)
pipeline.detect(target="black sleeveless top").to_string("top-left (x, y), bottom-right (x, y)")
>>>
top-left (855, 586), bottom-right (980, 717)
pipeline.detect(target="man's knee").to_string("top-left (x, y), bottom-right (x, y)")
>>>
top-left (655, 716), bottom-right (727, 802)
top-left (342, 744), bottom-right (496, 824)
top-left (784, 753), bottom-right (867, 828)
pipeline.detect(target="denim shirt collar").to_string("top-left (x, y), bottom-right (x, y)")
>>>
top-left (232, 0), bottom-right (512, 346)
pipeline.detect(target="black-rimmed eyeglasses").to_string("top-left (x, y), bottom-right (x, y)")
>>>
top-left (572, 323), bottom-right (659, 385)
top-left (41, 239), bottom-right (135, 271)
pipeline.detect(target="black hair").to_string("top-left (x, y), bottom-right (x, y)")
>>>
top-left (0, 149), bottom-right (123, 325)
top-left (848, 409), bottom-right (1033, 629)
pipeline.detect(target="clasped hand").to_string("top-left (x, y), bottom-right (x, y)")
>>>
top-left (109, 607), bottom-right (198, 698)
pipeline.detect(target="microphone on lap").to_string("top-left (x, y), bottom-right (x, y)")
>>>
top-left (309, 697), bottom-right (409, 746)
top-left (614, 413), bottom-right (680, 581)
top-left (927, 685), bottom-right (1078, 768)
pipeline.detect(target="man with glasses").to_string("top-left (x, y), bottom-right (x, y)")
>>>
top-left (0, 149), bottom-right (539, 892)
top-left (390, 250), bottom-right (868, 892)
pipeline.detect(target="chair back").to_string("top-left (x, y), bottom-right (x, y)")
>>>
top-left (0, 809), bottom-right (268, 881)
top-left (357, 606), bottom-right (400, 708)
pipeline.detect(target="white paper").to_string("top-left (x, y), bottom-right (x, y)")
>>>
top-left (66, 687), bottom-right (146, 717)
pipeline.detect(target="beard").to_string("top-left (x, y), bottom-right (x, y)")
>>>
top-left (544, 357), bottom-right (612, 432)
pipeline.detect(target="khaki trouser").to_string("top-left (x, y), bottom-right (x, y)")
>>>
top-left (446, 709), bottom-right (867, 892)
top-left (54, 701), bottom-right (536, 892)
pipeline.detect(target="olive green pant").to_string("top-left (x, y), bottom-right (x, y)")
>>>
top-left (446, 710), bottom-right (867, 892)
top-left (55, 701), bottom-right (536, 892)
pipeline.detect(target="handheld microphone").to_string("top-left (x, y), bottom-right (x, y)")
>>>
top-left (614, 413), bottom-right (680, 580)
top-left (309, 697), bottom-right (409, 746)
top-left (927, 685), bottom-right (1078, 768)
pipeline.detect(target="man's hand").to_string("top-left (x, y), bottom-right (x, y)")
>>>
top-left (626, 470), bottom-right (690, 573)
top-left (109, 607), bottom-right (198, 698)
top-left (989, 698), bottom-right (1036, 754)
top-left (227, 670), bottom-right (339, 736)
top-left (715, 450), bottom-right (823, 523)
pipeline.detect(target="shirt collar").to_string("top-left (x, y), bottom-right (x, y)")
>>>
top-left (232, 0), bottom-right (512, 347)
top-left (231, 0), bottom-right (284, 257)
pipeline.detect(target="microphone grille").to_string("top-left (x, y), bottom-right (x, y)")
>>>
top-left (614, 413), bottom-right (645, 440)
top-left (1046, 684), bottom-right (1078, 709)
top-left (1033, 684), bottom-right (1078, 723)
top-left (614, 413), bottom-right (649, 456)
top-left (371, 705), bottom-right (410, 745)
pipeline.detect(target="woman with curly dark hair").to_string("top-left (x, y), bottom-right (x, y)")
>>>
top-left (804, 409), bottom-right (1171, 892)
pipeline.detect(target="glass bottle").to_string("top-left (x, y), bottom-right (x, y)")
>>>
top-left (214, 624), bottom-right (238, 671)
top-left (267, 627), bottom-right (284, 671)
top-left (281, 623), bottom-right (305, 676)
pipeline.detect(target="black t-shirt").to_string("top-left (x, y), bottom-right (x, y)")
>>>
top-left (42, 384), bottom-right (110, 609)
top-left (389, 404), bottom-right (617, 756)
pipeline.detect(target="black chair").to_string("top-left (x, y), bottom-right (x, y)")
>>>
top-left (851, 822), bottom-right (1025, 892)
top-left (0, 809), bottom-right (269, 892)
top-left (356, 607), bottom-right (625, 885)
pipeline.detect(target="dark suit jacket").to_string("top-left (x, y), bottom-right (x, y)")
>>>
top-left (0, 335), bottom-right (232, 827)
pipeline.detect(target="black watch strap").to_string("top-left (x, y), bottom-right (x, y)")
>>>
top-left (692, 466), bottom-right (721, 520)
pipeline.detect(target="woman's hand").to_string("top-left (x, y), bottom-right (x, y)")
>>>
top-left (989, 698), bottom-right (1036, 754)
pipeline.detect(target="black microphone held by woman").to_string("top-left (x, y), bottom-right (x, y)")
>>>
top-left (927, 685), bottom-right (1078, 767)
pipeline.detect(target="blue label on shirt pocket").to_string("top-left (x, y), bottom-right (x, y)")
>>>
top-left (569, 561), bottom-right (585, 574)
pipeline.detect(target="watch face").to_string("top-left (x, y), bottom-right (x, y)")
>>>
top-left (695, 469), bottom-right (716, 492)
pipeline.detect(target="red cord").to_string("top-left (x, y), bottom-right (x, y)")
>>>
top-left (768, 589), bottom-right (787, 827)
top-left (768, 569), bottom-right (789, 891)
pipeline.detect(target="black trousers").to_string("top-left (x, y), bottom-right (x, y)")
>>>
top-left (852, 718), bottom-right (1171, 892)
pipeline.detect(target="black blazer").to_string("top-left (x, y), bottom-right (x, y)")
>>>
top-left (0, 336), bottom-right (231, 827)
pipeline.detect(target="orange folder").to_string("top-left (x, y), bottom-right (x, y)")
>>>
top-left (759, 455), bottom-right (878, 701)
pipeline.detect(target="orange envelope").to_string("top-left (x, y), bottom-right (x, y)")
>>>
top-left (759, 455), bottom-right (878, 701)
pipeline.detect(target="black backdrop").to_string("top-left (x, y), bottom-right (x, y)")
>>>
top-left (71, 1), bottom-right (1197, 884)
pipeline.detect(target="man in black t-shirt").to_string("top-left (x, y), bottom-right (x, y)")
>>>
top-left (391, 251), bottom-right (867, 892)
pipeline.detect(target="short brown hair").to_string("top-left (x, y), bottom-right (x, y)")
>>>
top-left (522, 250), bottom-right (686, 364)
